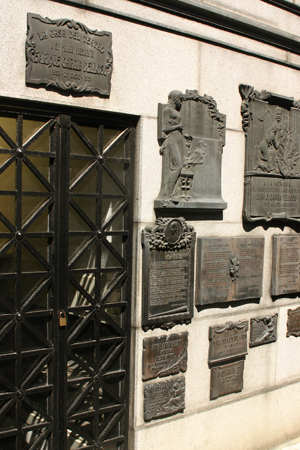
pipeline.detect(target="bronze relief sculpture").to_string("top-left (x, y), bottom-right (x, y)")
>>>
top-left (154, 89), bottom-right (227, 213)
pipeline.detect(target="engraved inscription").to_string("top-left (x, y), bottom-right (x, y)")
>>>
top-left (272, 235), bottom-right (300, 296)
top-left (143, 333), bottom-right (188, 381)
top-left (250, 315), bottom-right (277, 347)
top-left (287, 307), bottom-right (300, 337)
top-left (26, 13), bottom-right (113, 96)
top-left (196, 237), bottom-right (264, 305)
top-left (209, 321), bottom-right (248, 364)
top-left (210, 361), bottom-right (244, 400)
top-left (142, 218), bottom-right (195, 330)
top-left (144, 377), bottom-right (185, 421)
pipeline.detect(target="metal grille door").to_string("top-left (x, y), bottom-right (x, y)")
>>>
top-left (0, 108), bottom-right (134, 450)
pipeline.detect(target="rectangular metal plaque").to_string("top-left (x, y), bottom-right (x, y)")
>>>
top-left (144, 377), bottom-right (185, 421)
top-left (142, 218), bottom-right (195, 330)
top-left (287, 307), bottom-right (300, 337)
top-left (240, 85), bottom-right (300, 223)
top-left (210, 360), bottom-right (244, 400)
top-left (250, 315), bottom-right (277, 347)
top-left (143, 333), bottom-right (188, 381)
top-left (209, 321), bottom-right (248, 364)
top-left (196, 237), bottom-right (264, 305)
top-left (26, 13), bottom-right (113, 96)
top-left (272, 235), bottom-right (300, 296)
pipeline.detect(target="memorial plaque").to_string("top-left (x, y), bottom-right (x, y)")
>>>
top-left (250, 315), bottom-right (277, 347)
top-left (240, 84), bottom-right (300, 223)
top-left (154, 89), bottom-right (227, 213)
top-left (143, 333), bottom-right (188, 381)
top-left (196, 237), bottom-right (264, 305)
top-left (144, 377), bottom-right (185, 421)
top-left (26, 13), bottom-right (113, 96)
top-left (142, 218), bottom-right (195, 330)
top-left (210, 361), bottom-right (244, 400)
top-left (208, 321), bottom-right (248, 364)
top-left (287, 307), bottom-right (300, 337)
top-left (272, 235), bottom-right (300, 296)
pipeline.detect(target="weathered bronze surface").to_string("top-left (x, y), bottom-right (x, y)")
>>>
top-left (210, 361), bottom-right (244, 400)
top-left (287, 307), bottom-right (300, 337)
top-left (196, 237), bottom-right (264, 305)
top-left (26, 13), bottom-right (113, 96)
top-left (144, 377), bottom-right (185, 421)
top-left (272, 235), bottom-right (300, 296)
top-left (142, 218), bottom-right (195, 330)
top-left (143, 333), bottom-right (188, 381)
top-left (208, 321), bottom-right (248, 364)
top-left (250, 315), bottom-right (277, 347)
top-left (240, 85), bottom-right (300, 222)
top-left (154, 89), bottom-right (227, 213)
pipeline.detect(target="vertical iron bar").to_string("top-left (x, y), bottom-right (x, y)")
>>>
top-left (53, 115), bottom-right (71, 450)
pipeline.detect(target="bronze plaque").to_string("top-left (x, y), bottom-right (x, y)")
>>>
top-left (209, 321), bottom-right (248, 364)
top-left (142, 218), bottom-right (195, 330)
top-left (154, 89), bottom-right (227, 213)
top-left (196, 237), bottom-right (264, 305)
top-left (210, 361), bottom-right (244, 400)
top-left (272, 235), bottom-right (300, 296)
top-left (143, 333), bottom-right (188, 381)
top-left (26, 13), bottom-right (113, 96)
top-left (144, 377), bottom-right (185, 421)
top-left (250, 315), bottom-right (277, 347)
top-left (287, 307), bottom-right (300, 337)
top-left (240, 85), bottom-right (300, 223)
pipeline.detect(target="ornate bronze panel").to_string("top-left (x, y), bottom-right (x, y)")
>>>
top-left (143, 333), bottom-right (188, 381)
top-left (272, 235), bottom-right (300, 296)
top-left (154, 89), bottom-right (227, 213)
top-left (142, 217), bottom-right (195, 330)
top-left (196, 237), bottom-right (264, 305)
top-left (287, 307), bottom-right (300, 337)
top-left (209, 321), bottom-right (248, 364)
top-left (26, 13), bottom-right (113, 96)
top-left (250, 315), bottom-right (277, 347)
top-left (239, 85), bottom-right (300, 222)
top-left (144, 377), bottom-right (185, 421)
top-left (210, 361), bottom-right (244, 400)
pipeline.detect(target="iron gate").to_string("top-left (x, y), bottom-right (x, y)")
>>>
top-left (0, 104), bottom-right (135, 450)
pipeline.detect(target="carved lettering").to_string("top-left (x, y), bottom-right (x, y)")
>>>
top-left (144, 377), bottom-right (185, 421)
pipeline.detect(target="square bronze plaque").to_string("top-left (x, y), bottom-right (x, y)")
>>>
top-left (210, 360), bottom-right (244, 400)
top-left (26, 13), bottom-right (113, 96)
top-left (208, 321), bottom-right (248, 364)
top-left (196, 237), bottom-right (264, 305)
top-left (144, 377), bottom-right (185, 421)
top-left (240, 85), bottom-right (300, 223)
top-left (142, 218), bottom-right (195, 330)
top-left (287, 307), bottom-right (300, 337)
top-left (272, 235), bottom-right (300, 296)
top-left (250, 315), bottom-right (277, 347)
top-left (143, 333), bottom-right (188, 381)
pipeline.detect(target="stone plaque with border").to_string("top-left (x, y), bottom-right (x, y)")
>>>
top-left (142, 217), bottom-right (195, 330)
top-left (287, 307), bottom-right (300, 337)
top-left (196, 237), bottom-right (264, 305)
top-left (26, 13), bottom-right (113, 96)
top-left (239, 85), bottom-right (300, 223)
top-left (208, 321), bottom-right (248, 364)
top-left (210, 360), bottom-right (244, 400)
top-left (272, 235), bottom-right (300, 296)
top-left (250, 315), bottom-right (278, 347)
top-left (143, 333), bottom-right (188, 381)
top-left (144, 377), bottom-right (185, 421)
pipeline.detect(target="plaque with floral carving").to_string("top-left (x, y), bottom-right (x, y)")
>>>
top-left (154, 89), bottom-right (227, 213)
top-left (239, 85), bottom-right (300, 222)
top-left (144, 377), bottom-right (185, 421)
top-left (250, 315), bottom-right (277, 347)
top-left (287, 307), bottom-right (300, 337)
top-left (26, 13), bottom-right (113, 96)
top-left (142, 217), bottom-right (195, 330)
top-left (209, 321), bottom-right (248, 364)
